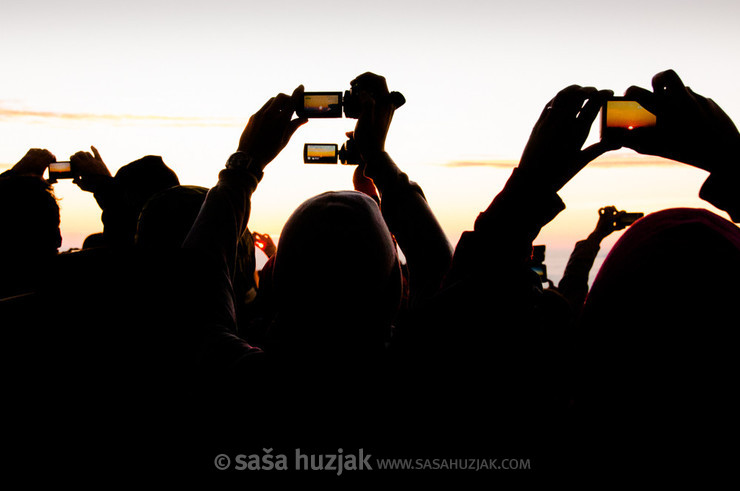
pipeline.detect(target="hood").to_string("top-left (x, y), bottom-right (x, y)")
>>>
top-left (268, 191), bottom-right (401, 354)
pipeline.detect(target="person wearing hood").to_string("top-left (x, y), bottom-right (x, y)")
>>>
top-left (181, 73), bottom-right (452, 452)
top-left (570, 70), bottom-right (740, 482)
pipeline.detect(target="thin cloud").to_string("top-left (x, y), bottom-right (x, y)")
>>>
top-left (0, 105), bottom-right (241, 128)
top-left (442, 153), bottom-right (680, 169)
top-left (443, 160), bottom-right (519, 169)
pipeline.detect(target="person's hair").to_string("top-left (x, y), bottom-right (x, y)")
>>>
top-left (135, 185), bottom-right (207, 248)
top-left (0, 175), bottom-right (61, 257)
top-left (114, 155), bottom-right (180, 212)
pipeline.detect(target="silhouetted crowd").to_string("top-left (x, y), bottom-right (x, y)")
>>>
top-left (1, 71), bottom-right (738, 484)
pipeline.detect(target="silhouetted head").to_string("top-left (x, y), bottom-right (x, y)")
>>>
top-left (135, 184), bottom-right (256, 301)
top-left (82, 232), bottom-right (105, 250)
top-left (114, 156), bottom-right (180, 213)
top-left (0, 175), bottom-right (61, 258)
top-left (267, 191), bottom-right (402, 358)
top-left (577, 208), bottom-right (740, 425)
top-left (135, 185), bottom-right (208, 248)
top-left (102, 156), bottom-right (179, 246)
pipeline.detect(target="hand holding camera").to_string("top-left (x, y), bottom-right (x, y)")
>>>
top-left (69, 146), bottom-right (111, 192)
top-left (619, 69), bottom-right (740, 174)
top-left (518, 85), bottom-right (619, 192)
top-left (300, 72), bottom-right (405, 168)
top-left (12, 148), bottom-right (57, 179)
top-left (594, 206), bottom-right (643, 239)
top-left (296, 73), bottom-right (405, 120)
top-left (252, 232), bottom-right (277, 258)
top-left (236, 85), bottom-right (308, 173)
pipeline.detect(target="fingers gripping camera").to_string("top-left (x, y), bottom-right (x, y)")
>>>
top-left (299, 78), bottom-right (405, 165)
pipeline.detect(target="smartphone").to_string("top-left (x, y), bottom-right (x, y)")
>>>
top-left (304, 143), bottom-right (339, 164)
top-left (48, 161), bottom-right (75, 181)
top-left (297, 92), bottom-right (343, 118)
top-left (601, 97), bottom-right (656, 138)
top-left (531, 264), bottom-right (548, 281)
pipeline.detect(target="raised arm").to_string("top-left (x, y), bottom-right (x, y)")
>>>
top-left (351, 72), bottom-right (453, 307)
top-left (181, 86), bottom-right (307, 373)
top-left (557, 206), bottom-right (631, 311)
top-left (447, 85), bottom-right (618, 286)
top-left (2, 148), bottom-right (57, 178)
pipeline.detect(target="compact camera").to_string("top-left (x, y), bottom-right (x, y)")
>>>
top-left (47, 161), bottom-right (75, 183)
top-left (600, 97), bottom-right (656, 139)
top-left (599, 206), bottom-right (644, 228)
top-left (616, 212), bottom-right (644, 227)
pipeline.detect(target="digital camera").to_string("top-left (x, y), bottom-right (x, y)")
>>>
top-left (600, 97), bottom-right (656, 139)
top-left (297, 84), bottom-right (405, 119)
top-left (303, 138), bottom-right (361, 166)
top-left (47, 161), bottom-right (75, 182)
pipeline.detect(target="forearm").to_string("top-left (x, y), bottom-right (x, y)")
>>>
top-left (183, 167), bottom-right (260, 275)
top-left (446, 168), bottom-right (565, 286)
top-left (557, 234), bottom-right (602, 310)
top-left (364, 152), bottom-right (453, 305)
top-left (182, 161), bottom-right (261, 342)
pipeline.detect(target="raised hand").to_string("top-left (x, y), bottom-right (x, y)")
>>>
top-left (621, 69), bottom-right (739, 173)
top-left (12, 148), bottom-right (57, 177)
top-left (252, 232), bottom-right (277, 258)
top-left (351, 72), bottom-right (396, 163)
top-left (236, 85), bottom-right (308, 172)
top-left (518, 85), bottom-right (619, 192)
top-left (71, 146), bottom-right (112, 192)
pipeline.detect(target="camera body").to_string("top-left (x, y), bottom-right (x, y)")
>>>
top-left (600, 97), bottom-right (656, 139)
top-left (298, 78), bottom-right (404, 166)
top-left (617, 212), bottom-right (644, 227)
top-left (47, 161), bottom-right (75, 183)
top-left (297, 85), bottom-right (405, 119)
top-left (303, 139), bottom-right (361, 165)
top-left (599, 206), bottom-right (644, 229)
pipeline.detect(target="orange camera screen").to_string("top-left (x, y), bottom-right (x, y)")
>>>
top-left (50, 162), bottom-right (71, 172)
top-left (305, 95), bottom-right (339, 111)
top-left (606, 101), bottom-right (656, 129)
top-left (307, 145), bottom-right (336, 158)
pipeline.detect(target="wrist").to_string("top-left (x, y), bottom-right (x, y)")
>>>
top-left (226, 151), bottom-right (265, 182)
top-left (362, 151), bottom-right (396, 182)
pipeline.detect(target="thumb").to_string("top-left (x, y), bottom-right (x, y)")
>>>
top-left (554, 140), bottom-right (620, 191)
top-left (581, 140), bottom-right (621, 164)
top-left (285, 117), bottom-right (308, 139)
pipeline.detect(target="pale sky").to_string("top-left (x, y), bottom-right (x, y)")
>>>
top-left (1, 0), bottom-right (739, 280)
